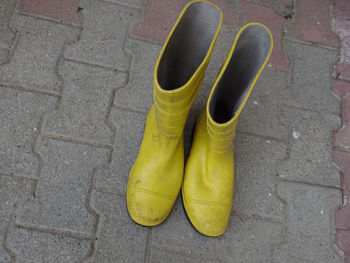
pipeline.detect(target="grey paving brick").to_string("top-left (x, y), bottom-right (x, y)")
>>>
top-left (91, 191), bottom-right (148, 262)
top-left (64, 0), bottom-right (137, 70)
top-left (151, 199), bottom-right (282, 262)
top-left (0, 174), bottom-right (33, 263)
top-left (44, 60), bottom-right (127, 144)
top-left (148, 247), bottom-right (218, 263)
top-left (275, 182), bottom-right (342, 263)
top-left (277, 107), bottom-right (340, 187)
top-left (0, 15), bottom-right (79, 92)
top-left (237, 68), bottom-right (290, 140)
top-left (0, 0), bottom-right (16, 48)
top-left (95, 108), bottom-right (146, 192)
top-left (202, 28), bottom-right (238, 85)
top-left (17, 139), bottom-right (109, 234)
top-left (114, 39), bottom-right (161, 111)
top-left (10, 227), bottom-right (90, 263)
top-left (233, 133), bottom-right (286, 217)
top-left (0, 86), bottom-right (56, 177)
top-left (0, 48), bottom-right (9, 64)
top-left (283, 41), bottom-right (339, 114)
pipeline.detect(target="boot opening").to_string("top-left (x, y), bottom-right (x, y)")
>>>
top-left (209, 24), bottom-right (272, 124)
top-left (157, 2), bottom-right (221, 90)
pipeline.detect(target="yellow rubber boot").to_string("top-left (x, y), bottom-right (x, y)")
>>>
top-left (127, 1), bottom-right (222, 226)
top-left (182, 23), bottom-right (273, 236)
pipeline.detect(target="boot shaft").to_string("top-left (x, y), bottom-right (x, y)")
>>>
top-left (152, 1), bottom-right (223, 136)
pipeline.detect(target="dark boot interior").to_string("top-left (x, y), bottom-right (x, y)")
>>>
top-left (209, 25), bottom-right (272, 123)
top-left (156, 2), bottom-right (221, 90)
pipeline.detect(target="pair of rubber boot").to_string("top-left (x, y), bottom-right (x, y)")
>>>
top-left (127, 0), bottom-right (273, 236)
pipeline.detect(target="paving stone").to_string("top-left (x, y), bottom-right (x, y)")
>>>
top-left (114, 39), bottom-right (161, 111)
top-left (334, 18), bottom-right (350, 82)
top-left (284, 41), bottom-right (339, 114)
top-left (103, 0), bottom-right (143, 9)
top-left (288, 0), bottom-right (339, 47)
top-left (334, 149), bottom-right (350, 228)
top-left (202, 27), bottom-right (238, 85)
top-left (0, 0), bottom-right (16, 48)
top-left (240, 0), bottom-right (290, 70)
top-left (277, 107), bottom-right (340, 186)
top-left (18, 0), bottom-right (83, 25)
top-left (333, 0), bottom-right (350, 19)
top-left (44, 60), bottom-right (126, 145)
top-left (0, 48), bottom-right (9, 64)
top-left (233, 133), bottom-right (286, 218)
top-left (148, 247), bottom-right (218, 263)
top-left (275, 182), bottom-right (342, 263)
top-left (17, 139), bottom-right (109, 234)
top-left (244, 0), bottom-right (293, 17)
top-left (95, 108), bottom-right (146, 192)
top-left (237, 68), bottom-right (290, 140)
top-left (131, 0), bottom-right (239, 43)
top-left (335, 229), bottom-right (350, 261)
top-left (0, 86), bottom-right (56, 177)
top-left (0, 175), bottom-right (33, 263)
top-left (11, 227), bottom-right (90, 263)
top-left (151, 198), bottom-right (282, 262)
top-left (91, 191), bottom-right (148, 262)
top-left (130, 0), bottom-right (187, 43)
top-left (64, 0), bottom-right (137, 70)
top-left (0, 15), bottom-right (79, 92)
top-left (334, 93), bottom-right (350, 150)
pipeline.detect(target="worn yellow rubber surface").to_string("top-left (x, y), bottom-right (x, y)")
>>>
top-left (127, 0), bottom-right (222, 226)
top-left (182, 23), bottom-right (273, 236)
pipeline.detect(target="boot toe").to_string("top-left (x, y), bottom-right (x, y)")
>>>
top-left (127, 187), bottom-right (175, 226)
top-left (183, 194), bottom-right (231, 236)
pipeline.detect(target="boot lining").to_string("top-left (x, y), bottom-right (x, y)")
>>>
top-left (209, 25), bottom-right (272, 124)
top-left (157, 2), bottom-right (221, 91)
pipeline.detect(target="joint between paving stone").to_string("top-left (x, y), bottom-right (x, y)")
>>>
top-left (15, 222), bottom-right (93, 240)
top-left (15, 11), bottom-right (83, 30)
top-left (102, 0), bottom-right (144, 10)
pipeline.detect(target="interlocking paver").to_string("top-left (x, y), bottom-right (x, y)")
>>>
top-left (0, 15), bottom-right (79, 93)
top-left (0, 48), bottom-right (9, 64)
top-left (240, 0), bottom-right (290, 70)
top-left (148, 247), bottom-right (218, 263)
top-left (275, 182), bottom-right (342, 262)
top-left (151, 199), bottom-right (282, 262)
top-left (0, 86), bottom-right (56, 177)
top-left (44, 60), bottom-right (127, 145)
top-left (91, 191), bottom-right (149, 262)
top-left (278, 107), bottom-right (340, 186)
top-left (16, 139), bottom-right (108, 234)
top-left (64, 0), bottom-right (137, 70)
top-left (11, 227), bottom-right (90, 263)
top-left (0, 175), bottom-right (33, 262)
top-left (333, 0), bottom-right (350, 19)
top-left (131, 0), bottom-right (240, 43)
top-left (283, 41), bottom-right (339, 114)
top-left (288, 0), bottom-right (339, 47)
top-left (335, 93), bottom-right (350, 150)
top-left (336, 229), bottom-right (350, 263)
top-left (334, 18), bottom-right (350, 82)
top-left (334, 149), bottom-right (350, 229)
top-left (0, 0), bottom-right (16, 48)
top-left (114, 39), bottom-right (161, 111)
top-left (237, 68), bottom-right (289, 140)
top-left (18, 0), bottom-right (83, 26)
top-left (95, 109), bottom-right (146, 192)
top-left (233, 133), bottom-right (286, 217)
